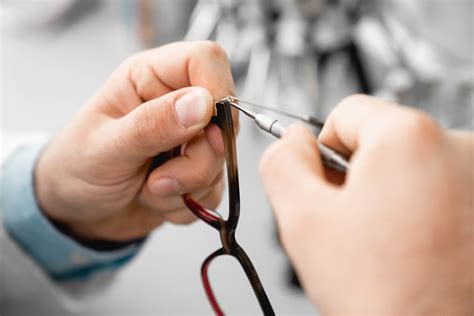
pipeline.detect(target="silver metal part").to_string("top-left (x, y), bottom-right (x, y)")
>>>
top-left (318, 143), bottom-right (348, 172)
top-left (225, 97), bottom-right (349, 173)
top-left (227, 99), bottom-right (257, 119)
top-left (231, 96), bottom-right (323, 127)
top-left (255, 114), bottom-right (286, 138)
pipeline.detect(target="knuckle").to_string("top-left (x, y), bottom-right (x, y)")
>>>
top-left (202, 185), bottom-right (224, 210)
top-left (192, 156), bottom-right (224, 189)
top-left (199, 41), bottom-right (228, 61)
top-left (385, 110), bottom-right (441, 152)
top-left (132, 105), bottom-right (155, 147)
top-left (211, 169), bottom-right (224, 187)
top-left (214, 179), bottom-right (225, 198)
top-left (132, 100), bottom-right (171, 150)
top-left (398, 110), bottom-right (440, 140)
top-left (192, 41), bottom-right (235, 98)
top-left (194, 165), bottom-right (215, 188)
top-left (337, 94), bottom-right (371, 111)
top-left (371, 109), bottom-right (443, 159)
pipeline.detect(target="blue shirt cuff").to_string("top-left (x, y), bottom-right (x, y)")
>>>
top-left (1, 142), bottom-right (143, 280)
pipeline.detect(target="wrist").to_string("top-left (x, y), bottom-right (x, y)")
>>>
top-left (35, 150), bottom-right (70, 222)
top-left (34, 149), bottom-right (101, 241)
top-left (36, 163), bottom-right (141, 245)
top-left (34, 148), bottom-right (152, 243)
top-left (49, 217), bottom-right (146, 251)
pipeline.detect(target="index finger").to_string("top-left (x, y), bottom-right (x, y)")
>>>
top-left (100, 41), bottom-right (238, 125)
top-left (319, 94), bottom-right (406, 156)
top-left (137, 41), bottom-right (235, 100)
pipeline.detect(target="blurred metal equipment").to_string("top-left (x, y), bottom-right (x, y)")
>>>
top-left (355, 0), bottom-right (473, 129)
top-left (0, 0), bottom-right (102, 31)
top-left (185, 0), bottom-right (367, 122)
top-left (122, 0), bottom-right (196, 48)
top-left (1, 0), bottom-right (75, 29)
top-left (181, 0), bottom-right (472, 130)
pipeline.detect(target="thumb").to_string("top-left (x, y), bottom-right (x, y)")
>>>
top-left (112, 87), bottom-right (214, 158)
top-left (259, 124), bottom-right (336, 226)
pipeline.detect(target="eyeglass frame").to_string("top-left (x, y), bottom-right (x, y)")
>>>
top-left (150, 98), bottom-right (275, 315)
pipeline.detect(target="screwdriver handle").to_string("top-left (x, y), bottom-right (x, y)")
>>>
top-left (255, 114), bottom-right (286, 138)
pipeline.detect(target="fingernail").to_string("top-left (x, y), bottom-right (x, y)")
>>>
top-left (151, 178), bottom-right (182, 197)
top-left (175, 89), bottom-right (209, 128)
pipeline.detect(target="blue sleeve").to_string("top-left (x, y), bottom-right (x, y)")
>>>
top-left (0, 142), bottom-right (143, 280)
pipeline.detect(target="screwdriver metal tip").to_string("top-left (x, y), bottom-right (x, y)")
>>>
top-left (216, 96), bottom-right (258, 120)
top-left (230, 102), bottom-right (257, 119)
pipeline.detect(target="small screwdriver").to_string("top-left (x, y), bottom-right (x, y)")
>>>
top-left (228, 100), bottom-right (349, 173)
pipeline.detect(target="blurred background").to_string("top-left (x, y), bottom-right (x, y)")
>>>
top-left (1, 0), bottom-right (472, 314)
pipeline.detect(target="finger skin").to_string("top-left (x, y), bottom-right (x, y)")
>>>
top-left (146, 132), bottom-right (224, 195)
top-left (319, 94), bottom-right (439, 156)
top-left (139, 171), bottom-right (224, 213)
top-left (135, 131), bottom-right (224, 213)
top-left (107, 87), bottom-right (214, 159)
top-left (260, 124), bottom-right (337, 237)
top-left (35, 41), bottom-right (236, 242)
top-left (205, 123), bottom-right (225, 156)
top-left (162, 183), bottom-right (224, 225)
top-left (260, 94), bottom-right (474, 314)
top-left (96, 41), bottom-right (237, 122)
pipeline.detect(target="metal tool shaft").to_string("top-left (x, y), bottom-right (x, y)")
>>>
top-left (254, 113), bottom-right (348, 172)
top-left (225, 99), bottom-right (349, 173)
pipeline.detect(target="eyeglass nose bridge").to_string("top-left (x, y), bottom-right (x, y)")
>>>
top-left (182, 193), bottom-right (239, 254)
top-left (218, 225), bottom-right (238, 254)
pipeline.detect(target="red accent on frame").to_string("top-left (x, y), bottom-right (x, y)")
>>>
top-left (202, 257), bottom-right (224, 316)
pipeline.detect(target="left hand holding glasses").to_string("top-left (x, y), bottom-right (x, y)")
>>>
top-left (36, 41), bottom-right (237, 242)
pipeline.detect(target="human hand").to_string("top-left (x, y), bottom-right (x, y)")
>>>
top-left (260, 95), bottom-right (473, 314)
top-left (36, 41), bottom-right (237, 242)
